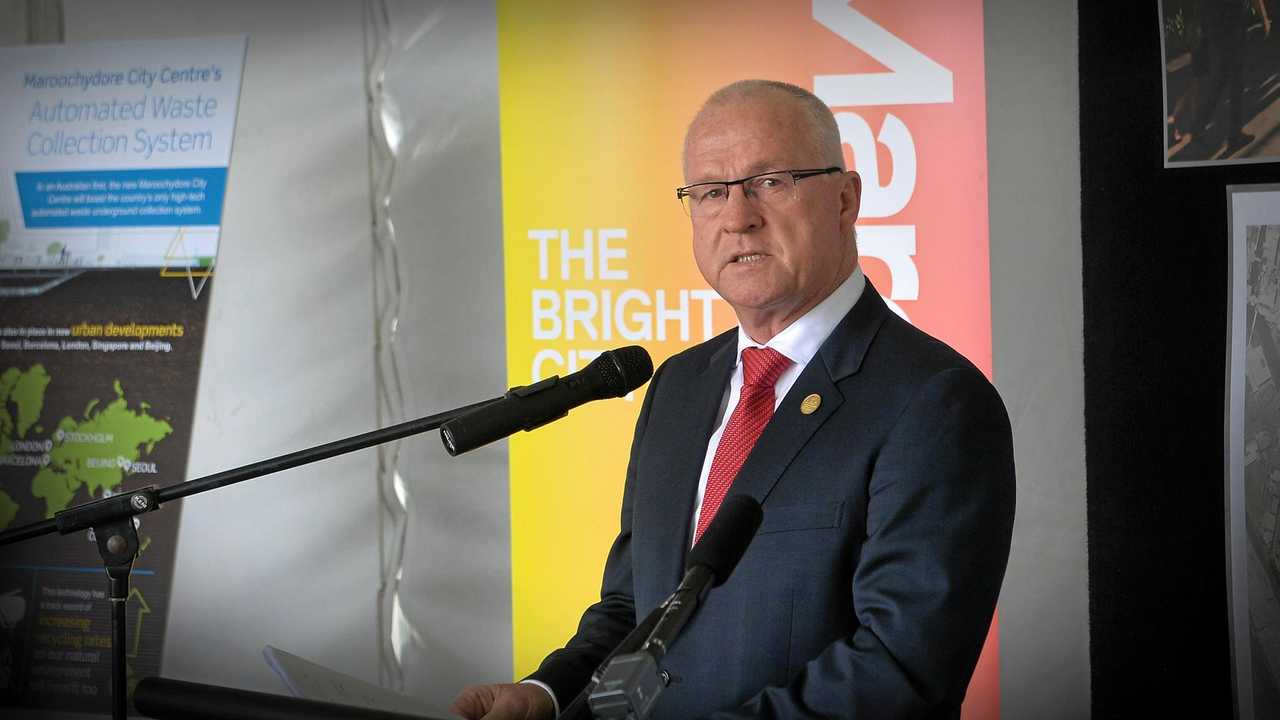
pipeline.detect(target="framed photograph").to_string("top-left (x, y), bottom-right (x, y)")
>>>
top-left (1228, 184), bottom-right (1280, 720)
top-left (1162, 0), bottom-right (1279, 167)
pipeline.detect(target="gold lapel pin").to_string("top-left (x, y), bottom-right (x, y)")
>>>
top-left (800, 393), bottom-right (822, 415)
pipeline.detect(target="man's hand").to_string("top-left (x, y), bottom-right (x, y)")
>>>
top-left (449, 682), bottom-right (555, 720)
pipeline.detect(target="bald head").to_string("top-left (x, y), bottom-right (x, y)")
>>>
top-left (683, 80), bottom-right (845, 179)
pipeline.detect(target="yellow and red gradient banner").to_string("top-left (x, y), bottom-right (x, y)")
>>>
top-left (498, 1), bottom-right (995, 716)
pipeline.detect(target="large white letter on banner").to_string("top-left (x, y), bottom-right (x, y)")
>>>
top-left (858, 226), bottom-right (919, 303)
top-left (811, 0), bottom-right (953, 106)
top-left (836, 111), bottom-right (916, 218)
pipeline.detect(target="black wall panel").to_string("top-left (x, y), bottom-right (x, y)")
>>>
top-left (1080, 1), bottom-right (1280, 716)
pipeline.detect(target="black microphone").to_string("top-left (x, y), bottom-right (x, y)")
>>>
top-left (588, 495), bottom-right (763, 720)
top-left (558, 604), bottom-right (665, 720)
top-left (439, 346), bottom-right (653, 455)
top-left (642, 494), bottom-right (763, 658)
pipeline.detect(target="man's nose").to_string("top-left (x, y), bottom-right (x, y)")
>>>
top-left (719, 185), bottom-right (763, 233)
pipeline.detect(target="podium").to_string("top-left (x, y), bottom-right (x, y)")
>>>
top-left (134, 677), bottom-right (445, 720)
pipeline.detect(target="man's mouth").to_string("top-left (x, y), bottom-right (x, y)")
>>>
top-left (732, 253), bottom-right (767, 264)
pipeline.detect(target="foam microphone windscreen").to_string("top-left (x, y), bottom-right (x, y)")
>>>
top-left (685, 494), bottom-right (763, 586)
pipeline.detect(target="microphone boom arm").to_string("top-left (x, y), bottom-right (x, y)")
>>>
top-left (0, 394), bottom-right (500, 720)
top-left (0, 396), bottom-right (501, 547)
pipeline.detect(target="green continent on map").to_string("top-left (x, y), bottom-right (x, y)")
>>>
top-left (1, 364), bottom-right (51, 455)
top-left (1, 368), bottom-right (174, 522)
top-left (3, 368), bottom-right (173, 525)
top-left (1, 365), bottom-right (55, 527)
top-left (0, 489), bottom-right (18, 530)
top-left (31, 379), bottom-right (173, 517)
top-left (30, 467), bottom-right (76, 523)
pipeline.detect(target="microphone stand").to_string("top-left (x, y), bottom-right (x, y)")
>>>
top-left (0, 396), bottom-right (499, 720)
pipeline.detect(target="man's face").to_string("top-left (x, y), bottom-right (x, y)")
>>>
top-left (683, 96), bottom-right (861, 339)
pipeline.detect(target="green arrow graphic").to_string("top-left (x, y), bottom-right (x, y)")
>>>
top-left (126, 587), bottom-right (151, 658)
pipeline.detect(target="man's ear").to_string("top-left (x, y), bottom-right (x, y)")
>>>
top-left (840, 170), bottom-right (862, 229)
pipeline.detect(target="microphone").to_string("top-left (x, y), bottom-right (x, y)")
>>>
top-left (588, 495), bottom-right (763, 720)
top-left (439, 346), bottom-right (653, 455)
top-left (558, 604), bottom-right (665, 720)
top-left (642, 494), bottom-right (763, 658)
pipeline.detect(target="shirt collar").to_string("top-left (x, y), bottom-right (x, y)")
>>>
top-left (734, 265), bottom-right (866, 366)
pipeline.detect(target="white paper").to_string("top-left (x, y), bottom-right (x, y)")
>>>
top-left (264, 644), bottom-right (436, 718)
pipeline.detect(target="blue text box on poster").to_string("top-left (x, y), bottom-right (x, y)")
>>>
top-left (15, 167), bottom-right (227, 227)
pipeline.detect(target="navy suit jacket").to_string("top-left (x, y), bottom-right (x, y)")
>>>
top-left (530, 282), bottom-right (1016, 719)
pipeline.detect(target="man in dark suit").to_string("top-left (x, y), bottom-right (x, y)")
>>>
top-left (453, 80), bottom-right (1014, 719)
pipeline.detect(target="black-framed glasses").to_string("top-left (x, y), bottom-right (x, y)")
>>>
top-left (675, 167), bottom-right (842, 218)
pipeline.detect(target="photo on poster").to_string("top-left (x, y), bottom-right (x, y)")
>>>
top-left (1229, 184), bottom-right (1280, 720)
top-left (1161, 0), bottom-right (1278, 167)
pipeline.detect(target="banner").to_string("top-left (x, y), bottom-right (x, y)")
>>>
top-left (0, 36), bottom-right (244, 715)
top-left (497, 1), bottom-right (995, 715)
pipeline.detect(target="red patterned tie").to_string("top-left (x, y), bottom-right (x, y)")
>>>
top-left (695, 346), bottom-right (793, 542)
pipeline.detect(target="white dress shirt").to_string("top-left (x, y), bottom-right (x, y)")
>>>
top-left (688, 266), bottom-right (866, 542)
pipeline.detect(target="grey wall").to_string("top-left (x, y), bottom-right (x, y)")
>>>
top-left (0, 0), bottom-right (23, 44)
top-left (0, 0), bottom-right (62, 45)
top-left (374, 0), bottom-right (512, 708)
top-left (985, 1), bottom-right (1090, 718)
top-left (62, 0), bottom-right (384, 698)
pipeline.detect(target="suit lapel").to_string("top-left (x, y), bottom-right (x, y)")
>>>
top-left (730, 283), bottom-right (891, 505)
top-left (640, 336), bottom-right (737, 591)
